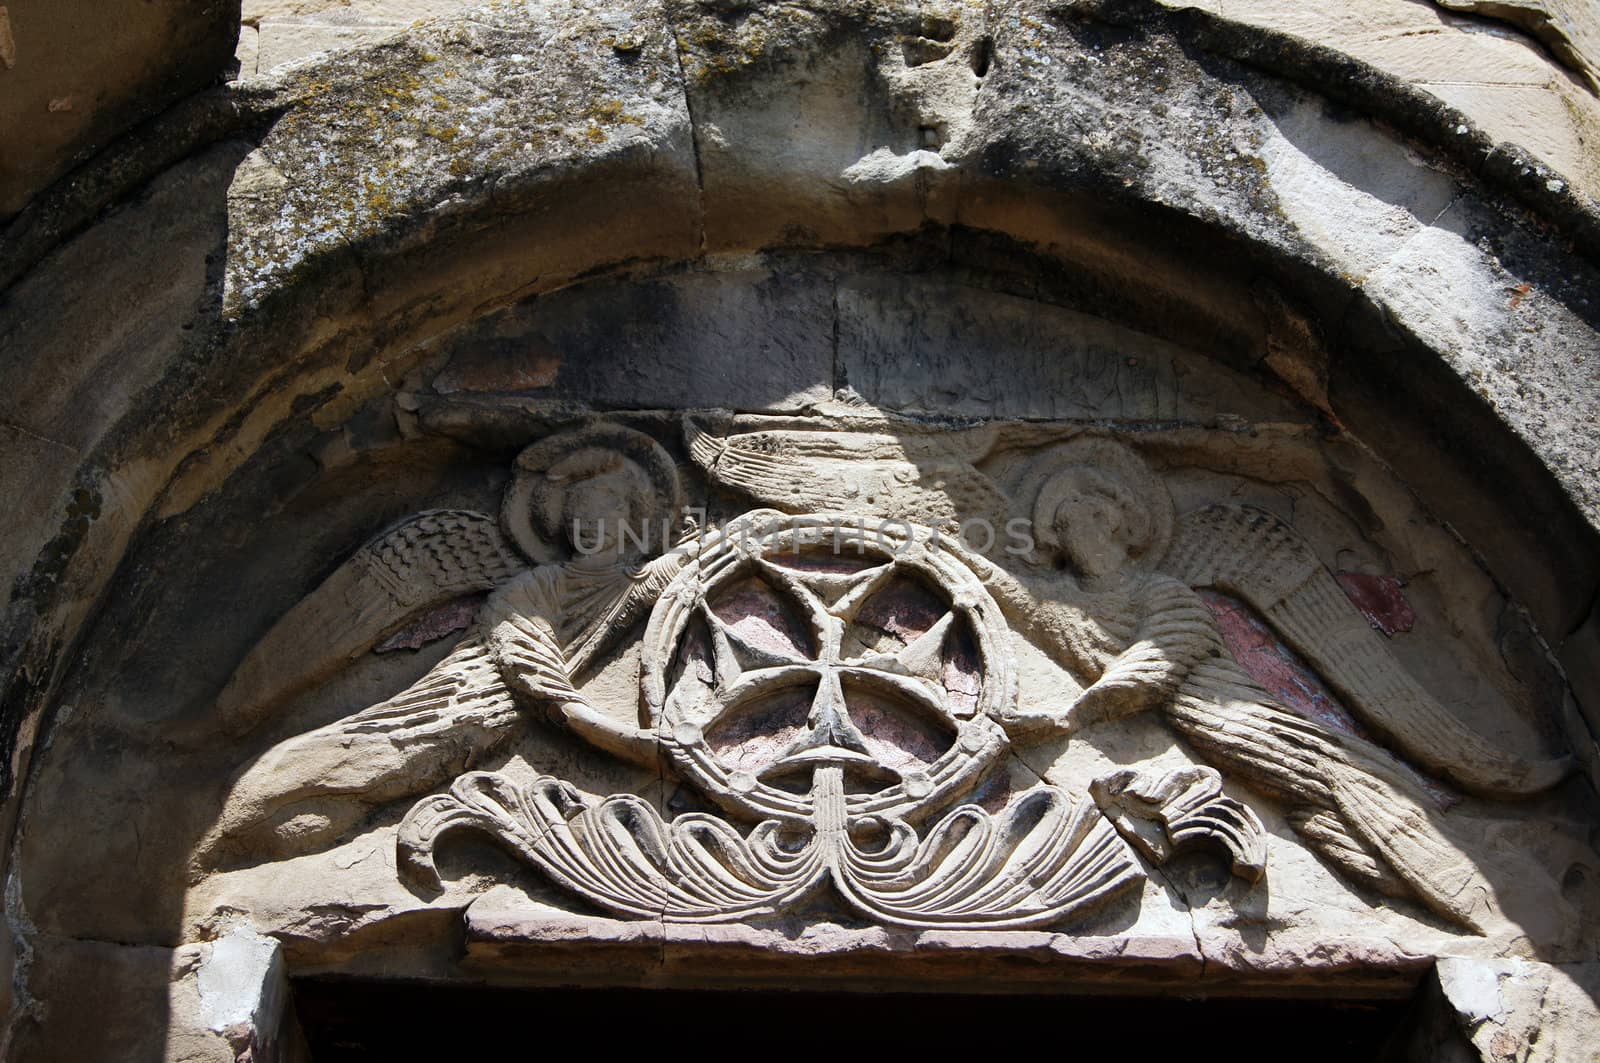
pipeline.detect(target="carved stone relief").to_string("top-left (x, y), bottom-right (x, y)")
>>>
top-left (201, 411), bottom-right (1579, 944)
top-left (8, 0), bottom-right (1600, 1051)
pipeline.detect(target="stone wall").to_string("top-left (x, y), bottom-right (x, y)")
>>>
top-left (1, 1), bottom-right (1598, 1059)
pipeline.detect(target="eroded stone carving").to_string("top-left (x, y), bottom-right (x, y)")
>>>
top-left (200, 424), bottom-right (688, 866)
top-left (207, 416), bottom-right (1573, 939)
top-left (398, 763), bottom-right (1138, 928)
top-left (641, 512), bottom-right (1012, 823)
top-left (1091, 766), bottom-right (1266, 883)
top-left (691, 425), bottom-right (1572, 933)
top-left (399, 511), bottom-right (1144, 928)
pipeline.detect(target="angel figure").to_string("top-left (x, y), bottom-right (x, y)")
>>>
top-left (967, 438), bottom-right (1570, 932)
top-left (199, 424), bottom-right (688, 869)
top-left (688, 421), bottom-right (1571, 932)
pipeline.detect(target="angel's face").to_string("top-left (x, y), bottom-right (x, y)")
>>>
top-left (1048, 468), bottom-right (1137, 583)
top-left (564, 472), bottom-right (638, 557)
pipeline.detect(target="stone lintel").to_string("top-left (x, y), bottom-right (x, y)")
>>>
top-left (460, 904), bottom-right (1432, 998)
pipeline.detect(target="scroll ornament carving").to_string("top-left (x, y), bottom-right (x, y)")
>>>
top-left (206, 418), bottom-right (1570, 936)
top-left (400, 512), bottom-right (1149, 927)
top-left (686, 423), bottom-right (1572, 932)
top-left (399, 768), bottom-right (1139, 928)
top-left (1090, 766), bottom-right (1266, 883)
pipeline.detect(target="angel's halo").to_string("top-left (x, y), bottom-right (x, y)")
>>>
top-left (1007, 435), bottom-right (1175, 570)
top-left (501, 424), bottom-right (682, 564)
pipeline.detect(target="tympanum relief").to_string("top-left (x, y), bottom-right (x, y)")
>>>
top-left (199, 414), bottom-right (1578, 942)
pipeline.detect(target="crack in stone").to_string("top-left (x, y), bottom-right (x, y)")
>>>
top-left (662, 2), bottom-right (709, 256)
top-left (0, 420), bottom-right (73, 456)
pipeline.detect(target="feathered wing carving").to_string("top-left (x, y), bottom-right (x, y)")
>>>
top-left (201, 635), bottom-right (521, 868)
top-left (1162, 504), bottom-right (1570, 798)
top-left (209, 509), bottom-right (526, 739)
top-left (1170, 654), bottom-right (1497, 931)
top-left (685, 419), bottom-right (1008, 529)
top-left (964, 504), bottom-right (1553, 931)
top-left (202, 559), bottom-right (677, 868)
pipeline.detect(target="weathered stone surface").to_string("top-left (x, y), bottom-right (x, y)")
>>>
top-left (423, 265), bottom-right (836, 411)
top-left (244, 0), bottom-right (471, 20)
top-left (8, 937), bottom-right (243, 1063)
top-left (255, 18), bottom-right (408, 73)
top-left (241, 1), bottom-right (488, 74)
top-left (459, 900), bottom-right (1434, 994)
top-left (193, 926), bottom-right (304, 1061)
top-left (2, 1), bottom-right (1600, 1057)
top-left (1433, 0), bottom-right (1600, 93)
top-left (0, 0), bottom-right (240, 219)
top-left (0, 141), bottom-right (248, 590)
top-left (222, 0), bottom-right (700, 312)
top-left (1429, 957), bottom-right (1600, 1062)
top-left (1153, 0), bottom-right (1600, 203)
top-left (833, 274), bottom-right (1303, 422)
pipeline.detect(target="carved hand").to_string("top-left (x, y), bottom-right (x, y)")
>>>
top-left (996, 677), bottom-right (1149, 741)
top-left (1065, 676), bottom-right (1153, 732)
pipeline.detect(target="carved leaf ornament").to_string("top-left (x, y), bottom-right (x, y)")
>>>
top-left (218, 422), bottom-right (1563, 934)
top-left (399, 513), bottom-right (1222, 927)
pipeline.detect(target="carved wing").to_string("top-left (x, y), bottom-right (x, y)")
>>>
top-left (207, 560), bottom-right (670, 865)
top-left (686, 418), bottom-right (1007, 529)
top-left (1172, 656), bottom-right (1495, 932)
top-left (1162, 504), bottom-right (1569, 797)
top-left (211, 509), bottom-right (526, 738)
top-left (202, 634), bottom-right (521, 867)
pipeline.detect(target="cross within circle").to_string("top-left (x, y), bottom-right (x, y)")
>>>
top-left (641, 512), bottom-right (1014, 825)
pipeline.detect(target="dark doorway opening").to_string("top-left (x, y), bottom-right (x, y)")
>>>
top-left (291, 977), bottom-right (1414, 1060)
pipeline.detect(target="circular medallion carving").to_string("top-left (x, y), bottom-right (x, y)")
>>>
top-left (641, 512), bottom-right (1015, 823)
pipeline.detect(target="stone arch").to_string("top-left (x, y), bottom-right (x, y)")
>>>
top-left (2, 1), bottom-right (1599, 1057)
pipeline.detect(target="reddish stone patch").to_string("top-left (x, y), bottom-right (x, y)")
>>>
top-left (1201, 589), bottom-right (1365, 739)
top-left (705, 689), bottom-right (812, 773)
top-left (375, 595), bottom-right (484, 653)
top-left (855, 579), bottom-right (945, 642)
top-left (941, 621), bottom-right (982, 717)
top-left (1199, 589), bottom-right (1456, 809)
top-left (1333, 571), bottom-right (1415, 636)
top-left (850, 691), bottom-right (952, 773)
top-left (710, 577), bottom-right (812, 659)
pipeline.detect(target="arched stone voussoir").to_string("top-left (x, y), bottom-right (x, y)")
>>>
top-left (219, 0), bottom-right (1600, 561)
top-left (220, 0), bottom-right (703, 317)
